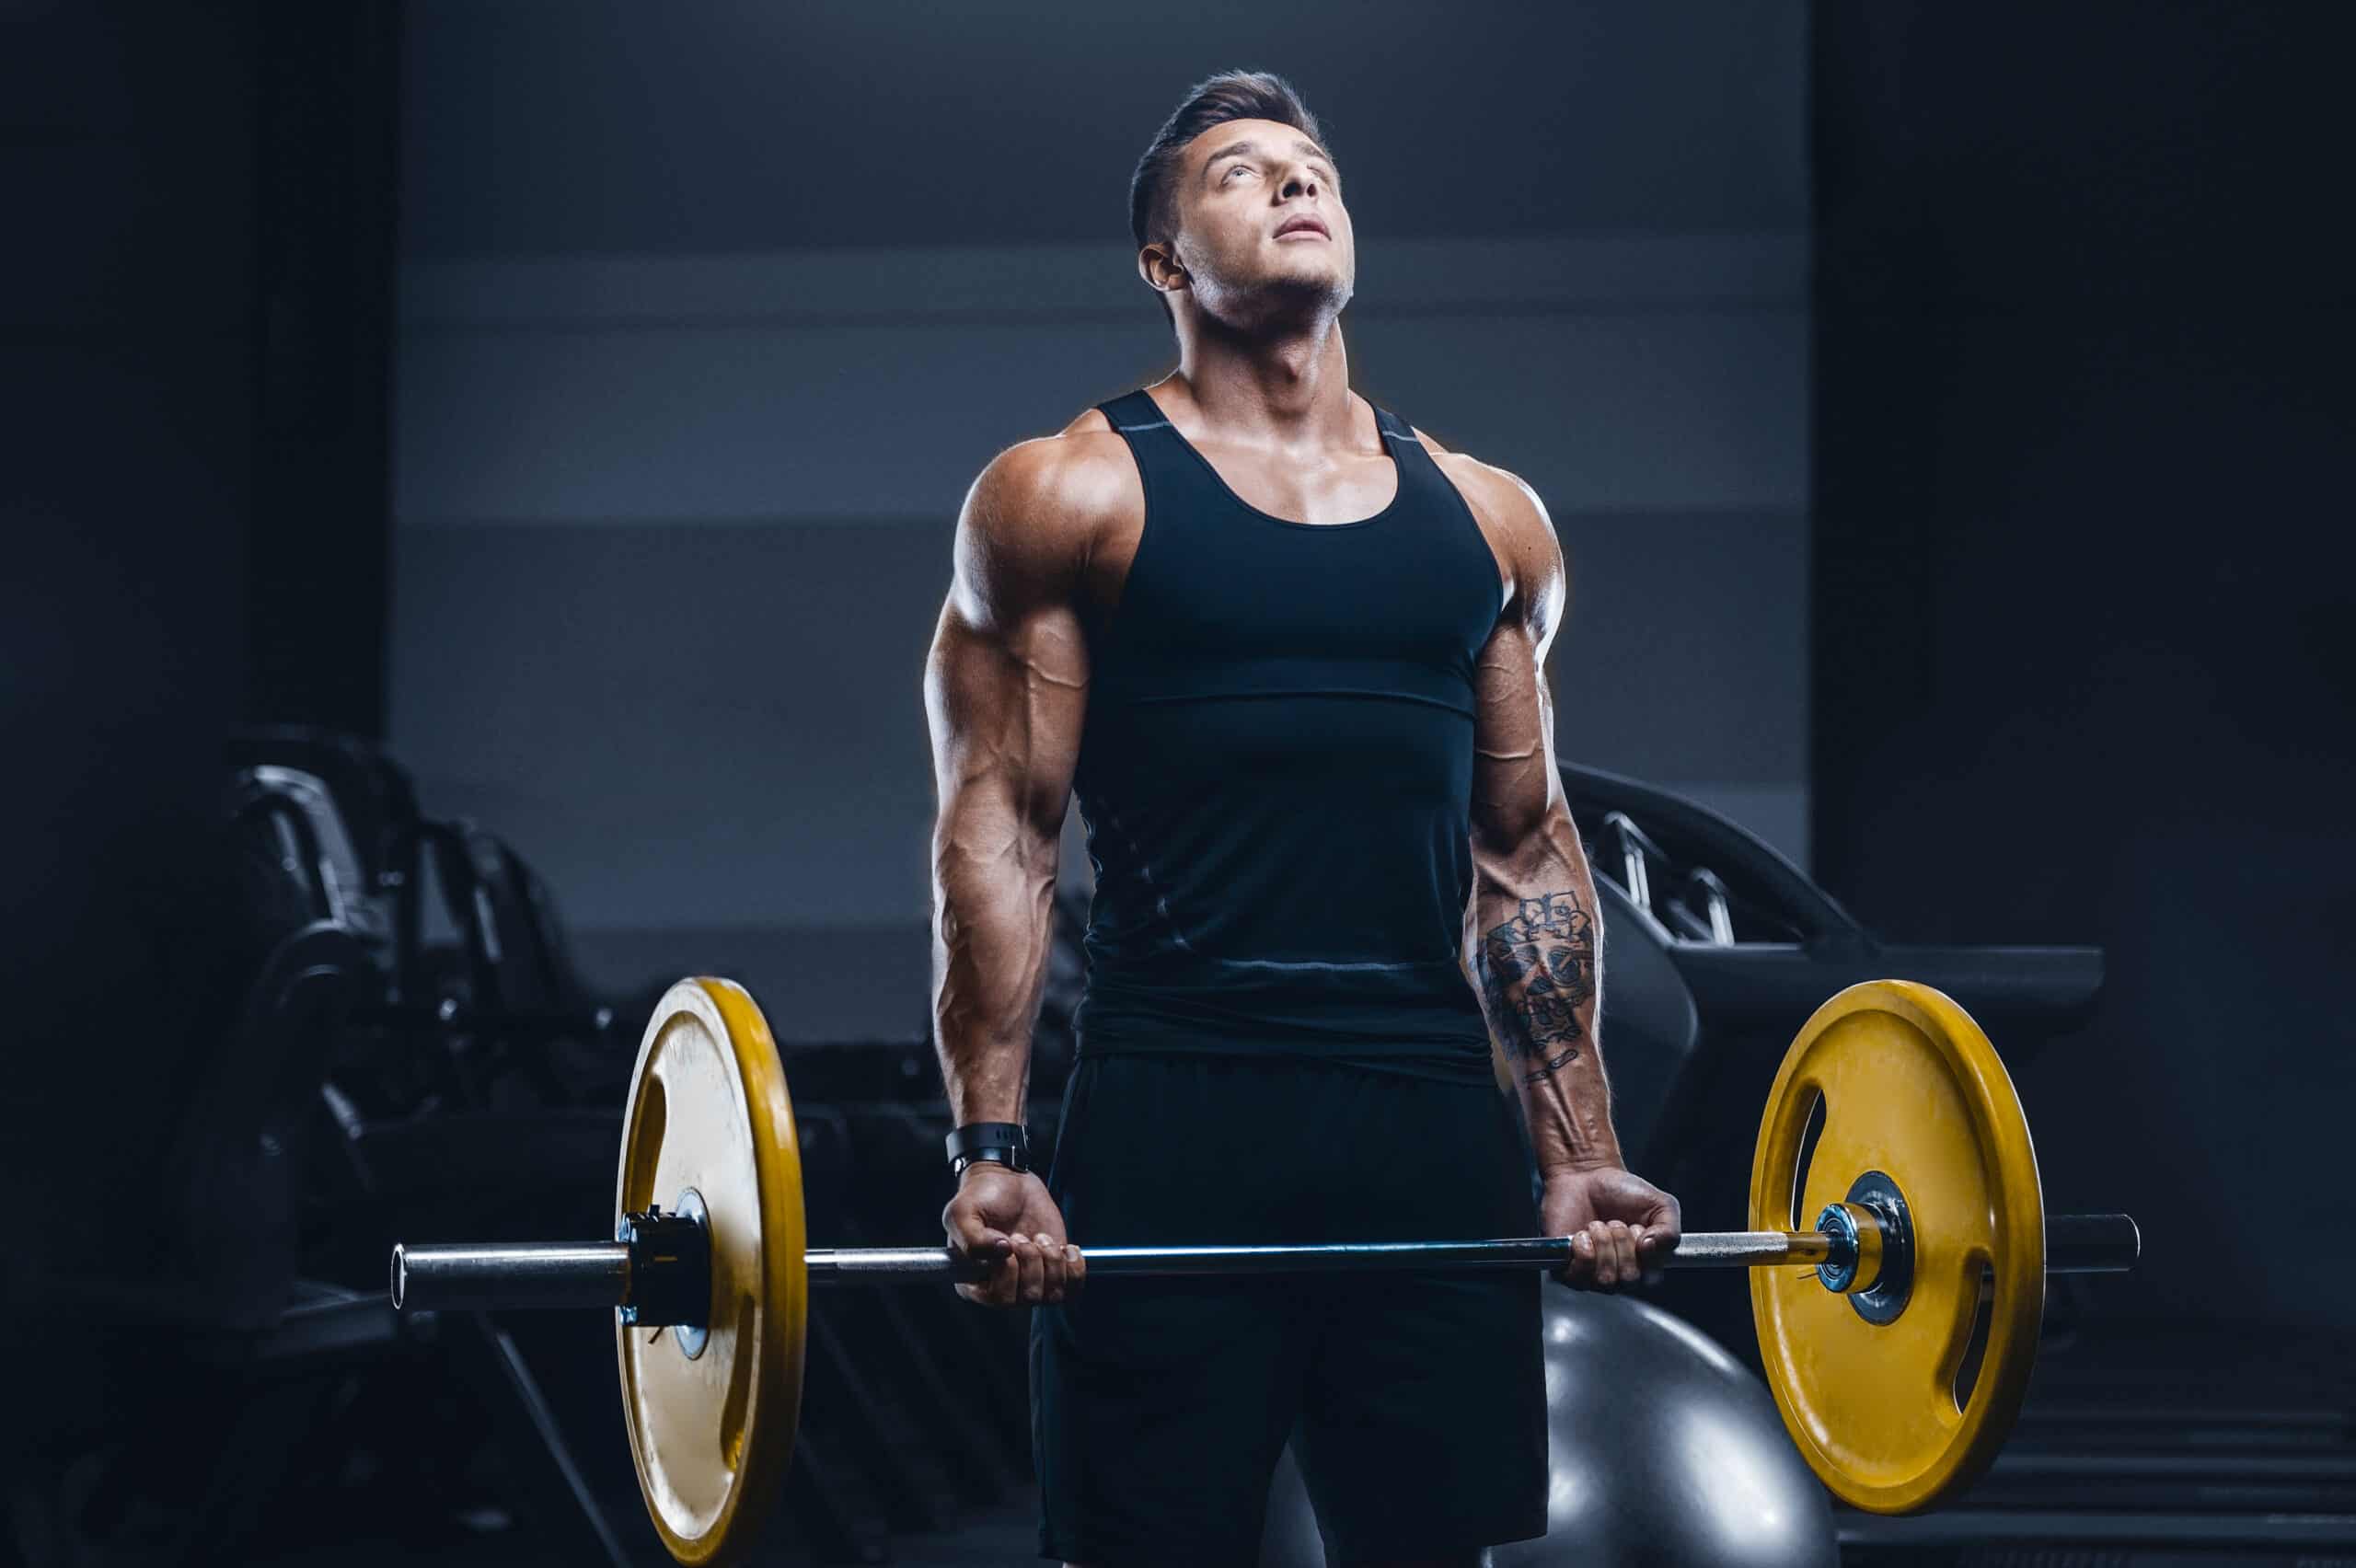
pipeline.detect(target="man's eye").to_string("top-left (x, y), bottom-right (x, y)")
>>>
top-left (1225, 165), bottom-right (1251, 179)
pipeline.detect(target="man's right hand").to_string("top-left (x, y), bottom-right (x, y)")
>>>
top-left (941, 1164), bottom-right (1085, 1307)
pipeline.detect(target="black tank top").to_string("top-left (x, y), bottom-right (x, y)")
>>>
top-left (1070, 386), bottom-right (1507, 1083)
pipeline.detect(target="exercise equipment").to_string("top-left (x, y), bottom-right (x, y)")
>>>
top-left (1260, 1288), bottom-right (1840, 1568)
top-left (1751, 980), bottom-right (2050, 1512)
top-left (619, 979), bottom-right (803, 1563)
top-left (390, 976), bottom-right (2138, 1562)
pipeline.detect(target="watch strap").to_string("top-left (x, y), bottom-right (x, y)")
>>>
top-left (945, 1120), bottom-right (1030, 1175)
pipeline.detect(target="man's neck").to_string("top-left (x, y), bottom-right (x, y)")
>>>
top-left (1168, 313), bottom-right (1355, 445)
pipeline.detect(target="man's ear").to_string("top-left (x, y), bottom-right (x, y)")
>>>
top-left (1138, 242), bottom-right (1188, 294)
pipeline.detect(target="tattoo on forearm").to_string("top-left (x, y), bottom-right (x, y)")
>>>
top-left (1520, 1045), bottom-right (1580, 1085)
top-left (1475, 893), bottom-right (1597, 1082)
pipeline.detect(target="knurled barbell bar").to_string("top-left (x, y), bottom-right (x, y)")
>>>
top-left (387, 976), bottom-right (2139, 1562)
top-left (394, 1208), bottom-right (2137, 1300)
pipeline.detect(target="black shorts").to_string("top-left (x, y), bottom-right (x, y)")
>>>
top-left (1029, 1052), bottom-right (1549, 1564)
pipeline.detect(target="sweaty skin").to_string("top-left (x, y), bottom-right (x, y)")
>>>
top-left (922, 118), bottom-right (1680, 1334)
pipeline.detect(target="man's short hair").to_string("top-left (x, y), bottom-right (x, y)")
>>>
top-left (1128, 69), bottom-right (1328, 324)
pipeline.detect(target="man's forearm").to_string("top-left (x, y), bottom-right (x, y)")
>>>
top-left (930, 809), bottom-right (1057, 1126)
top-left (1467, 836), bottom-right (1622, 1173)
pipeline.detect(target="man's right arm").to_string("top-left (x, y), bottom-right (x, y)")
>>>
top-left (923, 438), bottom-right (1092, 1305)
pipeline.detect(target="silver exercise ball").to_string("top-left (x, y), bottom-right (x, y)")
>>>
top-left (1261, 1285), bottom-right (1838, 1568)
top-left (1261, 1444), bottom-right (1328, 1568)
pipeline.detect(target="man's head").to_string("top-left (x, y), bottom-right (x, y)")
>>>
top-left (1128, 70), bottom-right (1352, 331)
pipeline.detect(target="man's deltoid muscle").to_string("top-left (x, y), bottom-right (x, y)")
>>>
top-left (1475, 892), bottom-right (1598, 1086)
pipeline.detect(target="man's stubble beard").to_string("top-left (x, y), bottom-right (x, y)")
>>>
top-left (1192, 253), bottom-right (1355, 337)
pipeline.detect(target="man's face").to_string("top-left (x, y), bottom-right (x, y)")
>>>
top-left (1159, 117), bottom-right (1355, 324)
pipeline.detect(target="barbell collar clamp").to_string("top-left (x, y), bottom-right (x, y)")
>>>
top-left (617, 1190), bottom-right (710, 1356)
top-left (1813, 1202), bottom-right (1870, 1294)
top-left (1839, 1170), bottom-right (1917, 1324)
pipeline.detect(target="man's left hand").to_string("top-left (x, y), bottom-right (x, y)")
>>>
top-left (1541, 1165), bottom-right (1682, 1291)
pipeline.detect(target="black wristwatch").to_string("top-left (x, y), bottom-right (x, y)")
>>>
top-left (946, 1121), bottom-right (1031, 1178)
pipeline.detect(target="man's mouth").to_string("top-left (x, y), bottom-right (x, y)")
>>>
top-left (1274, 217), bottom-right (1330, 240)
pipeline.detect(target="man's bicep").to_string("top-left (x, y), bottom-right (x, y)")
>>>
top-left (1468, 472), bottom-right (1575, 862)
top-left (925, 594), bottom-right (1087, 831)
top-left (1468, 616), bottom-right (1559, 857)
top-left (926, 451), bottom-right (1091, 831)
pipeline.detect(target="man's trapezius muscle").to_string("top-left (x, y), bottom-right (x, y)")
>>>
top-left (924, 377), bottom-right (1671, 1309)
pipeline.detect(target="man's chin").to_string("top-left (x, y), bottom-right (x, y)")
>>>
top-left (1251, 263), bottom-right (1352, 313)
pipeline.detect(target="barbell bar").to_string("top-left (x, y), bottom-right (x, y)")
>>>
top-left (393, 1211), bottom-right (2137, 1309)
top-left (386, 975), bottom-right (2141, 1561)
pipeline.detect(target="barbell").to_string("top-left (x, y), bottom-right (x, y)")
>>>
top-left (388, 976), bottom-right (2138, 1562)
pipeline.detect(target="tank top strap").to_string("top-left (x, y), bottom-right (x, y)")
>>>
top-left (1373, 401), bottom-right (1463, 514)
top-left (1094, 388), bottom-right (1207, 502)
top-left (1371, 403), bottom-right (1416, 446)
top-left (1095, 388), bottom-right (1172, 435)
top-left (1371, 403), bottom-right (1440, 479)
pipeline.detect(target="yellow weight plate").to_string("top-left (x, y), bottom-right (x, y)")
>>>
top-left (615, 979), bottom-right (806, 1565)
top-left (1749, 980), bottom-right (2045, 1514)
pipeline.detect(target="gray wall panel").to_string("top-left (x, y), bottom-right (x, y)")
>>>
top-left (395, 316), bottom-right (1167, 525)
top-left (401, 1), bottom-right (1806, 258)
top-left (393, 521), bottom-right (948, 931)
top-left (1551, 509), bottom-right (1808, 785)
top-left (396, 280), bottom-right (1803, 525)
top-left (1347, 313), bottom-right (1806, 513)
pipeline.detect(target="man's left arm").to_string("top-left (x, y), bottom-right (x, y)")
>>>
top-left (1459, 463), bottom-right (1681, 1291)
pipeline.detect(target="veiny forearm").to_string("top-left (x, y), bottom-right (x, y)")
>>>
top-left (1467, 813), bottom-right (1623, 1174)
top-left (930, 790), bottom-right (1060, 1125)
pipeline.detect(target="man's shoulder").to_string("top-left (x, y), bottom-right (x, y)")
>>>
top-left (1415, 433), bottom-right (1551, 541)
top-left (963, 410), bottom-right (1140, 544)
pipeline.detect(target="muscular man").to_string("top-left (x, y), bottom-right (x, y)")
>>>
top-left (924, 70), bottom-right (1682, 1565)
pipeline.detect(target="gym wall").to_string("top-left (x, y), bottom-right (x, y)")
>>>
top-left (388, 2), bottom-right (1811, 1037)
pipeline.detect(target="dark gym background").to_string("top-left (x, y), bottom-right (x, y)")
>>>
top-left (6, 2), bottom-right (2350, 1564)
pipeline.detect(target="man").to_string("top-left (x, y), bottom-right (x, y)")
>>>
top-left (924, 69), bottom-right (1682, 1565)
